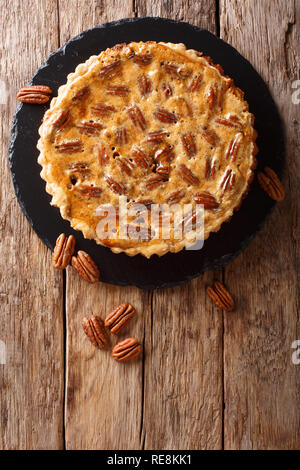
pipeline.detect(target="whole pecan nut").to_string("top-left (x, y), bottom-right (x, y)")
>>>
top-left (106, 85), bottom-right (130, 96)
top-left (112, 338), bottom-right (142, 362)
top-left (82, 315), bottom-right (108, 349)
top-left (55, 138), bottom-right (83, 154)
top-left (177, 163), bottom-right (199, 185)
top-left (105, 303), bottom-right (136, 334)
top-left (72, 250), bottom-right (100, 283)
top-left (194, 191), bottom-right (219, 209)
top-left (17, 85), bottom-right (52, 104)
top-left (52, 109), bottom-right (70, 130)
top-left (133, 53), bottom-right (153, 65)
top-left (257, 167), bottom-right (285, 202)
top-left (206, 281), bottom-right (235, 311)
top-left (154, 107), bottom-right (177, 124)
top-left (53, 233), bottom-right (76, 269)
top-left (156, 162), bottom-right (170, 176)
top-left (127, 104), bottom-right (147, 130)
top-left (181, 133), bottom-right (196, 156)
top-left (105, 175), bottom-right (126, 195)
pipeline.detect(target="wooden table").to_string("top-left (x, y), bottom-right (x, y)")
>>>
top-left (1, 0), bottom-right (299, 450)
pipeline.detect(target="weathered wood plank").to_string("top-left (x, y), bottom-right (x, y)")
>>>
top-left (61, 0), bottom-right (223, 450)
top-left (136, 0), bottom-right (216, 33)
top-left (59, 0), bottom-right (147, 450)
top-left (220, 0), bottom-right (300, 449)
top-left (58, 0), bottom-right (133, 45)
top-left (142, 281), bottom-right (223, 450)
top-left (0, 0), bottom-right (64, 450)
top-left (136, 0), bottom-right (223, 450)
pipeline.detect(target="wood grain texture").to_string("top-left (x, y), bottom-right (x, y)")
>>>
top-left (65, 272), bottom-right (145, 449)
top-left (220, 0), bottom-right (300, 449)
top-left (136, 0), bottom-right (223, 450)
top-left (1, 0), bottom-right (299, 451)
top-left (0, 0), bottom-right (64, 450)
top-left (136, 0), bottom-right (216, 32)
top-left (58, 0), bottom-right (133, 45)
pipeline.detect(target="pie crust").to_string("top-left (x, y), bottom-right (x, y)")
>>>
top-left (37, 41), bottom-right (258, 258)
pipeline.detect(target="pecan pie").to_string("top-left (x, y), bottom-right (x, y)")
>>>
top-left (37, 42), bottom-right (258, 258)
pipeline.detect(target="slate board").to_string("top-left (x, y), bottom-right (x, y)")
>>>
top-left (9, 17), bottom-right (285, 289)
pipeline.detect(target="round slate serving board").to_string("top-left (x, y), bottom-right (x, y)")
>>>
top-left (9, 17), bottom-right (285, 289)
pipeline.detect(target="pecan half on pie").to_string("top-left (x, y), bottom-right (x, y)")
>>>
top-left (37, 41), bottom-right (257, 258)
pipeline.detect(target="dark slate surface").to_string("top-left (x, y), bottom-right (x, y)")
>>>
top-left (9, 17), bottom-right (285, 289)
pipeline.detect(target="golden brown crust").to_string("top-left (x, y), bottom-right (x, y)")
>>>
top-left (37, 41), bottom-right (258, 258)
